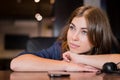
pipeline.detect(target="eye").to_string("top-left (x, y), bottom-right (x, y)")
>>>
top-left (69, 23), bottom-right (75, 30)
top-left (81, 30), bottom-right (88, 35)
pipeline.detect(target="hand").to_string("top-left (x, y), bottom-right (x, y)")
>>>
top-left (62, 51), bottom-right (79, 63)
top-left (62, 51), bottom-right (99, 72)
top-left (62, 51), bottom-right (71, 62)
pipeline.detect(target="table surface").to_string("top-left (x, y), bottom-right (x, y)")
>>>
top-left (0, 70), bottom-right (120, 80)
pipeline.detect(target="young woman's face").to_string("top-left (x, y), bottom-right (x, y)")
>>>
top-left (67, 17), bottom-right (93, 54)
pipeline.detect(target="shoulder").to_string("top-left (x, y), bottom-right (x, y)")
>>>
top-left (18, 41), bottom-right (62, 60)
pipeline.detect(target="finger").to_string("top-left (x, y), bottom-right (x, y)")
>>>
top-left (63, 54), bottom-right (70, 62)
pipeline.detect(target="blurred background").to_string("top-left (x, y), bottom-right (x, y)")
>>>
top-left (0, 0), bottom-right (120, 70)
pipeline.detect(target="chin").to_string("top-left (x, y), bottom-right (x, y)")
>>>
top-left (70, 50), bottom-right (80, 54)
top-left (70, 49), bottom-right (88, 54)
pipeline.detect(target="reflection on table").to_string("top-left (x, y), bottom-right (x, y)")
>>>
top-left (0, 71), bottom-right (120, 80)
top-left (10, 71), bottom-right (102, 80)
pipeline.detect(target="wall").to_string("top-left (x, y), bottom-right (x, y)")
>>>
top-left (0, 18), bottom-right (55, 58)
top-left (84, 0), bottom-right (100, 8)
top-left (0, 20), bottom-right (38, 58)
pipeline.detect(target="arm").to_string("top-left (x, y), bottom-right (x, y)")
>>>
top-left (74, 54), bottom-right (120, 69)
top-left (10, 54), bottom-right (66, 71)
top-left (10, 54), bottom-right (98, 72)
top-left (63, 51), bottom-right (120, 69)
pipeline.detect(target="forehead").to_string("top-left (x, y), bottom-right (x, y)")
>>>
top-left (71, 17), bottom-right (87, 28)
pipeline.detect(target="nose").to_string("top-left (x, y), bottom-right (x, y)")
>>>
top-left (72, 32), bottom-right (79, 41)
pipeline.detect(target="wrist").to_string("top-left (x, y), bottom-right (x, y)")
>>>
top-left (61, 60), bottom-right (70, 71)
top-left (76, 55), bottom-right (86, 63)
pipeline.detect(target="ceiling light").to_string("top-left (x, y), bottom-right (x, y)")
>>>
top-left (35, 13), bottom-right (43, 21)
top-left (34, 0), bottom-right (40, 3)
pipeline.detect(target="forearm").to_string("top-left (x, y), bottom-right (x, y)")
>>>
top-left (10, 54), bottom-right (67, 71)
top-left (75, 54), bottom-right (120, 69)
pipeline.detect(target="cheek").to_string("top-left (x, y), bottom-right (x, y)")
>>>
top-left (86, 39), bottom-right (93, 46)
top-left (79, 34), bottom-right (90, 43)
top-left (85, 40), bottom-right (94, 50)
top-left (78, 42), bottom-right (93, 54)
top-left (81, 37), bottom-right (93, 48)
top-left (80, 36), bottom-right (86, 41)
top-left (79, 36), bottom-right (89, 42)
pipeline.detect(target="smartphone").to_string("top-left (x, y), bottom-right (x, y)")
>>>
top-left (48, 72), bottom-right (70, 77)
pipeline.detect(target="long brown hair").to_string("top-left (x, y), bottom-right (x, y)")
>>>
top-left (57, 5), bottom-right (119, 54)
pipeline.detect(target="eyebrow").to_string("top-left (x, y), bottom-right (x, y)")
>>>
top-left (70, 23), bottom-right (76, 27)
top-left (81, 28), bottom-right (87, 30)
top-left (70, 22), bottom-right (88, 30)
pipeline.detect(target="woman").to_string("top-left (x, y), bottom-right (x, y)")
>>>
top-left (10, 6), bottom-right (120, 72)
top-left (61, 6), bottom-right (120, 68)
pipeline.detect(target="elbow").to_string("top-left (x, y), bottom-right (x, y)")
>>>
top-left (10, 59), bottom-right (16, 71)
top-left (10, 59), bottom-right (20, 71)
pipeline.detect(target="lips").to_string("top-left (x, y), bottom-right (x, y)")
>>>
top-left (69, 43), bottom-right (80, 49)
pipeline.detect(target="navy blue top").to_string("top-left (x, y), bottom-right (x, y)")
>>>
top-left (19, 41), bottom-right (62, 60)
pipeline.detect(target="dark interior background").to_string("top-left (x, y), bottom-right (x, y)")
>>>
top-left (101, 0), bottom-right (120, 40)
top-left (0, 0), bottom-right (53, 19)
top-left (1, 0), bottom-right (83, 49)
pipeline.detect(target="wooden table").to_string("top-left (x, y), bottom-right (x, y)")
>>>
top-left (0, 70), bottom-right (120, 80)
